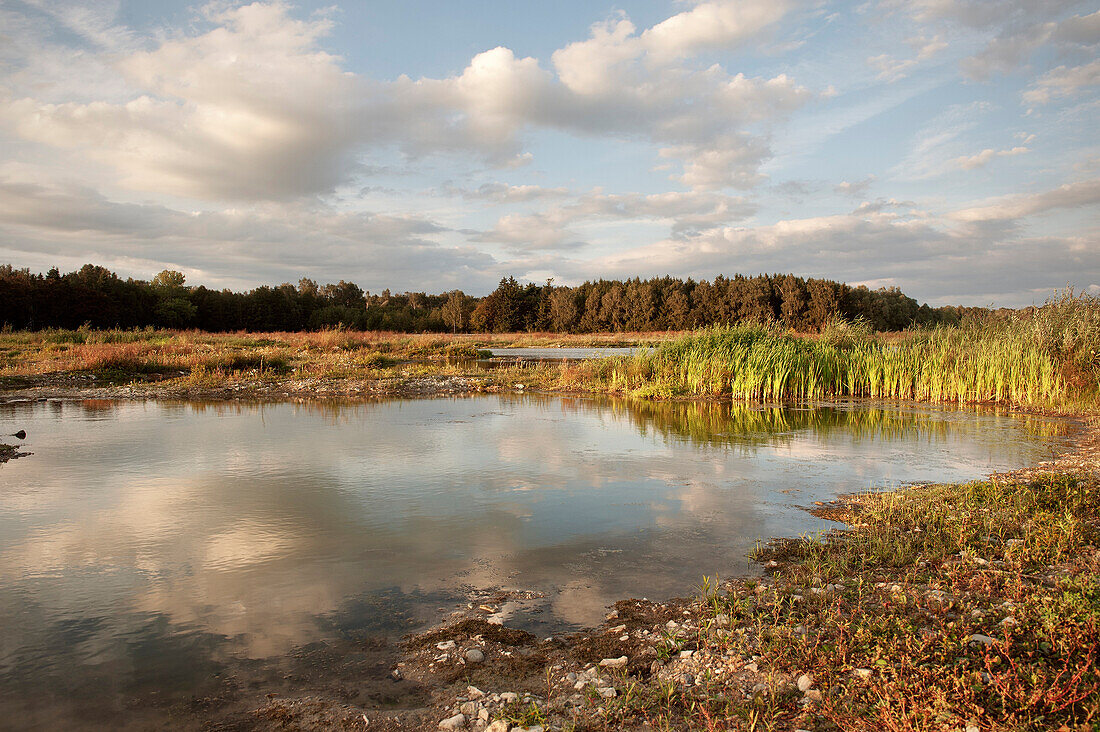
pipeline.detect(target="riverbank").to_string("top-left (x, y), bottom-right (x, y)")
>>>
top-left (136, 412), bottom-right (1097, 731)
top-left (3, 320), bottom-right (1097, 730)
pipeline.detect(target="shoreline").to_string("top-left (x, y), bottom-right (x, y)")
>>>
top-left (2, 382), bottom-right (1097, 730)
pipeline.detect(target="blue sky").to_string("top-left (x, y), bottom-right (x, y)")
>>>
top-left (0, 0), bottom-right (1097, 305)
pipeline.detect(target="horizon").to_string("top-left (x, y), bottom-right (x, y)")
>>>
top-left (1, 1), bottom-right (1098, 306)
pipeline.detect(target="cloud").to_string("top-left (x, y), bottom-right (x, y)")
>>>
top-left (447, 182), bottom-right (571, 203)
top-left (0, 168), bottom-right (498, 292)
top-left (950, 177), bottom-right (1100, 222)
top-left (1, 1), bottom-right (813, 198)
top-left (473, 190), bottom-right (757, 251)
top-left (834, 176), bottom-right (876, 197)
top-left (1023, 59), bottom-right (1100, 105)
top-left (574, 201), bottom-right (1097, 305)
top-left (2, 2), bottom-right (362, 201)
top-left (950, 146), bottom-right (1029, 170)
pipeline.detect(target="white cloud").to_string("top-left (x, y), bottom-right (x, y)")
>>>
top-left (0, 168), bottom-right (497, 292)
top-left (2, 2), bottom-right (362, 201)
top-left (1023, 59), bottom-right (1100, 105)
top-left (473, 190), bottom-right (757, 251)
top-left (951, 177), bottom-right (1100, 222)
top-left (950, 146), bottom-right (1029, 170)
top-left (834, 176), bottom-right (876, 197)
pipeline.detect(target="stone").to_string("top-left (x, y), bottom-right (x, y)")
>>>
top-left (597, 687), bottom-right (617, 699)
top-left (968, 634), bottom-right (996, 647)
top-left (714, 614), bottom-right (730, 627)
top-left (466, 685), bottom-right (484, 698)
top-left (679, 650), bottom-right (694, 659)
top-left (439, 713), bottom-right (466, 730)
top-left (436, 641), bottom-right (456, 651)
top-left (485, 722), bottom-right (510, 732)
top-left (478, 709), bottom-right (490, 722)
top-left (460, 701), bottom-right (479, 716)
top-left (852, 668), bottom-right (872, 679)
top-left (466, 649), bottom-right (485, 663)
top-left (499, 692), bottom-right (518, 703)
top-left (599, 656), bottom-right (628, 669)
top-left (796, 673), bottom-right (814, 692)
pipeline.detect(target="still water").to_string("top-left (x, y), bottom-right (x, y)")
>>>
top-left (0, 396), bottom-right (1066, 726)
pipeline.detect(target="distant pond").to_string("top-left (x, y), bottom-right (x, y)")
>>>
top-left (0, 395), bottom-right (1068, 728)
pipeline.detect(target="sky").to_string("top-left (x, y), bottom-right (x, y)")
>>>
top-left (0, 0), bottom-right (1097, 306)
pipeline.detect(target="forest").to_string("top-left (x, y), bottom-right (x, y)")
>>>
top-left (0, 264), bottom-right (992, 333)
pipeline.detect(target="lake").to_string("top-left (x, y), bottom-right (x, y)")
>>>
top-left (0, 396), bottom-right (1066, 728)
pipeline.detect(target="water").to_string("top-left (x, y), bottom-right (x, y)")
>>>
top-left (0, 396), bottom-right (1066, 727)
top-left (487, 346), bottom-right (639, 359)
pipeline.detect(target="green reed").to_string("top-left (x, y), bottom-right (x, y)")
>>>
top-left (562, 292), bottom-right (1100, 406)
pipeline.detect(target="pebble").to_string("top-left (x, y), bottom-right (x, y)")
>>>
top-left (852, 668), bottom-right (872, 679)
top-left (597, 687), bottom-right (617, 699)
top-left (499, 692), bottom-right (518, 703)
top-left (466, 686), bottom-right (484, 698)
top-left (439, 713), bottom-right (466, 730)
top-left (968, 634), bottom-right (997, 647)
top-left (459, 701), bottom-right (478, 716)
top-left (436, 641), bottom-right (456, 651)
top-left (485, 722), bottom-right (509, 732)
top-left (466, 649), bottom-right (485, 663)
top-left (797, 673), bottom-right (814, 692)
top-left (599, 656), bottom-right (628, 669)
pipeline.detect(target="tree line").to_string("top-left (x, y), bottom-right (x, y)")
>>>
top-left (0, 264), bottom-right (988, 333)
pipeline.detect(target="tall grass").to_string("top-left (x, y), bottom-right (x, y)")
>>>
top-left (560, 291), bottom-right (1100, 406)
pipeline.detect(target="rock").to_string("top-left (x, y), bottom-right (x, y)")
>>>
top-left (796, 673), bottom-right (814, 692)
top-left (744, 662), bottom-right (758, 673)
top-left (478, 708), bottom-right (490, 722)
top-left (599, 656), bottom-right (628, 669)
top-left (1000, 616), bottom-right (1018, 626)
top-left (485, 722), bottom-right (510, 732)
top-left (596, 687), bottom-right (617, 699)
top-left (466, 649), bottom-right (485, 663)
top-left (852, 668), bottom-right (872, 679)
top-left (439, 713), bottom-right (466, 730)
top-left (968, 634), bottom-right (996, 648)
top-left (460, 701), bottom-right (479, 716)
top-left (965, 726), bottom-right (979, 732)
top-left (467, 685), bottom-right (484, 698)
top-left (714, 614), bottom-right (730, 627)
top-left (436, 641), bottom-right (456, 651)
top-left (565, 672), bottom-right (577, 682)
top-left (804, 689), bottom-right (823, 702)
top-left (500, 692), bottom-right (518, 703)
top-left (608, 624), bottom-right (627, 633)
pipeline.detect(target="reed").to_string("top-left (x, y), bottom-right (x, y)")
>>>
top-left (561, 291), bottom-right (1100, 407)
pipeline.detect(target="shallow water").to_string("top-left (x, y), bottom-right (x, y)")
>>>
top-left (0, 395), bottom-right (1067, 727)
top-left (487, 346), bottom-right (639, 359)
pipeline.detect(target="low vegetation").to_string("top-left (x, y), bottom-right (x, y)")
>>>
top-left (561, 290), bottom-right (1100, 408)
top-left (553, 474), bottom-right (1100, 731)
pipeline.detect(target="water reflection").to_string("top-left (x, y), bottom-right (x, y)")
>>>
top-left (0, 396), bottom-right (1067, 728)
